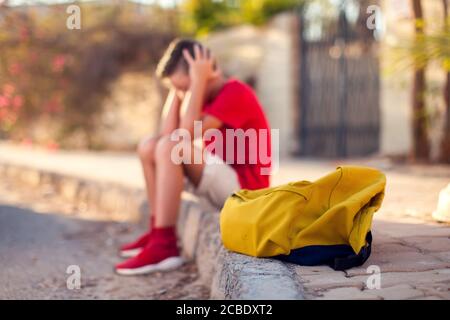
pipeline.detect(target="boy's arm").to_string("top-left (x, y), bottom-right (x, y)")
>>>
top-left (160, 89), bottom-right (182, 136)
top-left (179, 45), bottom-right (222, 136)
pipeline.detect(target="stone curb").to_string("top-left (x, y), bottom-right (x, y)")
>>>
top-left (211, 249), bottom-right (305, 299)
top-left (0, 162), bottom-right (146, 222)
top-left (0, 160), bottom-right (305, 299)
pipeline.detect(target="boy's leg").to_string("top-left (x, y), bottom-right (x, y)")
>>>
top-left (137, 136), bottom-right (159, 217)
top-left (138, 135), bottom-right (204, 219)
top-left (119, 136), bottom-right (159, 258)
top-left (115, 136), bottom-right (203, 275)
top-left (153, 136), bottom-right (204, 227)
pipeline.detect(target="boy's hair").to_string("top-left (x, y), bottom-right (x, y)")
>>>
top-left (156, 38), bottom-right (203, 79)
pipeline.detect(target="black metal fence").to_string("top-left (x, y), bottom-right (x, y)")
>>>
top-left (297, 0), bottom-right (380, 158)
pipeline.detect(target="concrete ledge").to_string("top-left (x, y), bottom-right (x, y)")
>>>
top-left (211, 249), bottom-right (305, 299)
top-left (0, 162), bottom-right (146, 222)
top-left (0, 160), bottom-right (305, 299)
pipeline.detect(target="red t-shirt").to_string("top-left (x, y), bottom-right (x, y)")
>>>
top-left (202, 79), bottom-right (271, 190)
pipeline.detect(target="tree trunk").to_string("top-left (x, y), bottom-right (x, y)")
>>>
top-left (411, 0), bottom-right (430, 162)
top-left (439, 0), bottom-right (450, 163)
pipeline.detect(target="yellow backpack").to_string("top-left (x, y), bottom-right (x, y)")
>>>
top-left (220, 166), bottom-right (386, 270)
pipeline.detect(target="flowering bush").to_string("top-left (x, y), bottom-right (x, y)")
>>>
top-left (0, 2), bottom-right (176, 148)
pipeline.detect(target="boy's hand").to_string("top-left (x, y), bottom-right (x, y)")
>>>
top-left (183, 45), bottom-right (220, 85)
top-left (175, 89), bottom-right (185, 101)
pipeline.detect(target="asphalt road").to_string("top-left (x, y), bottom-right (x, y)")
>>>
top-left (0, 184), bottom-right (208, 300)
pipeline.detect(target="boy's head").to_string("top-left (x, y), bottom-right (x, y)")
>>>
top-left (156, 38), bottom-right (210, 92)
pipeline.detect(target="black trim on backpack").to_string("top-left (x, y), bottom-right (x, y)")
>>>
top-left (275, 231), bottom-right (373, 271)
top-left (330, 232), bottom-right (373, 271)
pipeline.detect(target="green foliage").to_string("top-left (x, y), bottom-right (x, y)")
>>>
top-left (181, 0), bottom-right (303, 35)
top-left (391, 10), bottom-right (450, 162)
top-left (393, 18), bottom-right (450, 72)
top-left (258, 0), bottom-right (303, 23)
top-left (181, 0), bottom-right (233, 35)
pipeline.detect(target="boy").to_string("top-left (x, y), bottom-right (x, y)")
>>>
top-left (115, 39), bottom-right (271, 275)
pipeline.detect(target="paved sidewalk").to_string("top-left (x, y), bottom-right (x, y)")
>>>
top-left (1, 142), bottom-right (449, 299)
top-left (288, 162), bottom-right (450, 299)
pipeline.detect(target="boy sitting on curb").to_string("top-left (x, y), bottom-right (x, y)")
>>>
top-left (115, 39), bottom-right (272, 275)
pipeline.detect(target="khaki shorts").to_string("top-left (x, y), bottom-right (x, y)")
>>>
top-left (185, 152), bottom-right (240, 209)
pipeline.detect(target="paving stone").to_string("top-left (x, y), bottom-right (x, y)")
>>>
top-left (347, 269), bottom-right (450, 289)
top-left (370, 232), bottom-right (403, 245)
top-left (373, 220), bottom-right (450, 238)
top-left (372, 242), bottom-right (420, 254)
top-left (414, 283), bottom-right (450, 299)
top-left (294, 265), bottom-right (337, 276)
top-left (372, 284), bottom-right (424, 300)
top-left (401, 236), bottom-right (450, 253)
top-left (346, 250), bottom-right (449, 276)
top-left (412, 296), bottom-right (444, 300)
top-left (317, 287), bottom-right (380, 300)
top-left (431, 251), bottom-right (450, 262)
top-left (301, 272), bottom-right (364, 290)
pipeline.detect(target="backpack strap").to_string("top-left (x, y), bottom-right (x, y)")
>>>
top-left (330, 232), bottom-right (373, 271)
top-left (266, 185), bottom-right (308, 200)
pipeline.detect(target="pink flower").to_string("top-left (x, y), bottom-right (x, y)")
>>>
top-left (35, 30), bottom-right (44, 40)
top-left (52, 55), bottom-right (66, 73)
top-left (3, 84), bottom-right (15, 98)
top-left (46, 141), bottom-right (59, 151)
top-left (8, 62), bottom-right (22, 76)
top-left (7, 113), bottom-right (18, 124)
top-left (59, 78), bottom-right (69, 88)
top-left (44, 99), bottom-right (62, 114)
top-left (21, 138), bottom-right (33, 147)
top-left (12, 95), bottom-right (23, 110)
top-left (29, 51), bottom-right (38, 63)
top-left (0, 95), bottom-right (9, 108)
top-left (20, 27), bottom-right (29, 41)
top-left (0, 108), bottom-right (17, 125)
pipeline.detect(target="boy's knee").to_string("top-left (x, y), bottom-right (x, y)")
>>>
top-left (137, 136), bottom-right (159, 161)
top-left (155, 136), bottom-right (178, 162)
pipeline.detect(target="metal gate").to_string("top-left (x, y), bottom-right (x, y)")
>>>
top-left (297, 0), bottom-right (380, 158)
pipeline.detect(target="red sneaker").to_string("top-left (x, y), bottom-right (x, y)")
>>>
top-left (119, 215), bottom-right (156, 258)
top-left (115, 227), bottom-right (183, 276)
top-left (119, 232), bottom-right (152, 258)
